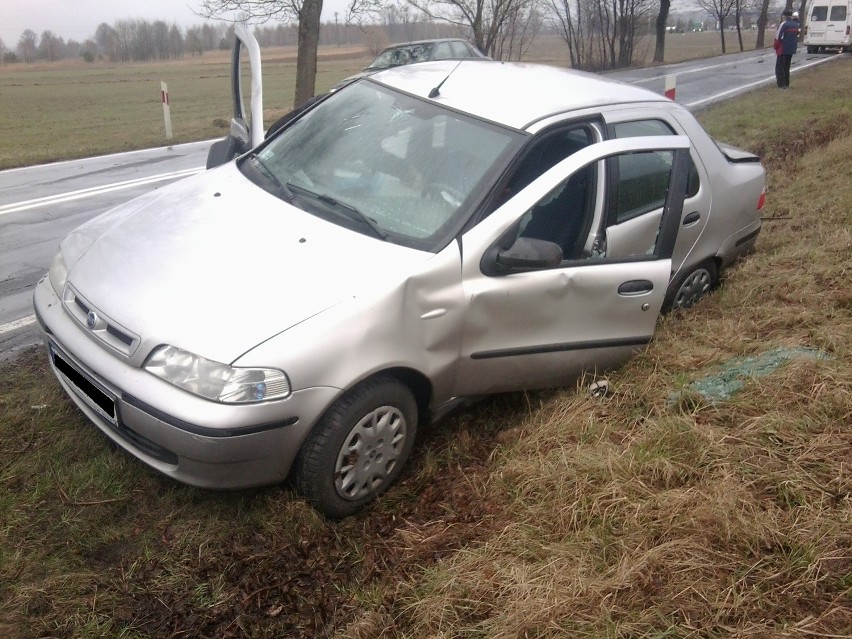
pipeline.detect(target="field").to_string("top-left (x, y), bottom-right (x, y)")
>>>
top-left (1, 51), bottom-right (850, 637)
top-left (0, 31), bottom-right (769, 170)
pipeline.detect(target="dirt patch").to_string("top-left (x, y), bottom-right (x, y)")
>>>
top-left (750, 113), bottom-right (852, 169)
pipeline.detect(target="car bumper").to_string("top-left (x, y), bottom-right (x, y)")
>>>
top-left (33, 275), bottom-right (339, 489)
top-left (717, 218), bottom-right (761, 267)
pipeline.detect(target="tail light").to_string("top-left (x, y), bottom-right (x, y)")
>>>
top-left (846, 25), bottom-right (850, 35)
top-left (757, 187), bottom-right (766, 211)
top-left (804, 26), bottom-right (809, 35)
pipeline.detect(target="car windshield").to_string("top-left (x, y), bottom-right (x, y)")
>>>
top-left (367, 44), bottom-right (432, 69)
top-left (252, 82), bottom-right (520, 249)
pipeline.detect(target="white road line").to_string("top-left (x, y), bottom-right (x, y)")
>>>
top-left (684, 54), bottom-right (841, 108)
top-left (627, 52), bottom-right (775, 84)
top-left (0, 315), bottom-right (37, 336)
top-left (0, 139), bottom-right (216, 174)
top-left (0, 166), bottom-right (204, 217)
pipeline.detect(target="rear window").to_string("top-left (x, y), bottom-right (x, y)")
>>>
top-left (830, 5), bottom-right (847, 20)
top-left (810, 6), bottom-right (828, 21)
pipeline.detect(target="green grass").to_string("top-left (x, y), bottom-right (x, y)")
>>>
top-left (1, 49), bottom-right (850, 639)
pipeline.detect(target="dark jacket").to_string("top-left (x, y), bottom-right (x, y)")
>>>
top-left (777, 19), bottom-right (800, 55)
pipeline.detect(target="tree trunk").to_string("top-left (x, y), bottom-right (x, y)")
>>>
top-left (735, 6), bottom-right (744, 51)
top-left (719, 17), bottom-right (727, 53)
top-left (294, 0), bottom-right (323, 107)
top-left (654, 0), bottom-right (671, 62)
top-left (755, 0), bottom-right (771, 48)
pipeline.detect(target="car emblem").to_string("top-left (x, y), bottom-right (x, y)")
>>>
top-left (86, 311), bottom-right (98, 329)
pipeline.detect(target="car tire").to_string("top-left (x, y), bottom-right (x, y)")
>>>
top-left (807, 45), bottom-right (816, 54)
top-left (293, 376), bottom-right (418, 519)
top-left (665, 259), bottom-right (718, 312)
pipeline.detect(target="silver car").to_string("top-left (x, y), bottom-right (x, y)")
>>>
top-left (33, 34), bottom-right (765, 518)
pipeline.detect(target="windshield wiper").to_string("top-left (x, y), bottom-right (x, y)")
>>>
top-left (247, 153), bottom-right (295, 203)
top-left (286, 183), bottom-right (388, 240)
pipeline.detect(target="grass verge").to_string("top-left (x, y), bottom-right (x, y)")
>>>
top-left (1, 57), bottom-right (850, 639)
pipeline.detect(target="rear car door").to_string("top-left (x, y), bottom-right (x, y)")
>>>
top-left (603, 109), bottom-right (711, 279)
top-left (453, 136), bottom-right (690, 396)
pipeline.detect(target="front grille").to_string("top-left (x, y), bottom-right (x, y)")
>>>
top-left (63, 285), bottom-right (139, 357)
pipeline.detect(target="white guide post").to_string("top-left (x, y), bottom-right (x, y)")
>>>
top-left (160, 81), bottom-right (173, 139)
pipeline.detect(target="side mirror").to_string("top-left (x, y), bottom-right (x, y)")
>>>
top-left (483, 236), bottom-right (563, 275)
top-left (206, 119), bottom-right (250, 169)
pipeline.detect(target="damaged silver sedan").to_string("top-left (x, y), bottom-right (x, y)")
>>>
top-left (34, 35), bottom-right (765, 517)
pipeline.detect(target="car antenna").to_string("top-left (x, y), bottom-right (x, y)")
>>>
top-left (428, 61), bottom-right (463, 99)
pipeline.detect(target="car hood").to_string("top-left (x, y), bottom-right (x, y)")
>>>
top-left (64, 163), bottom-right (429, 365)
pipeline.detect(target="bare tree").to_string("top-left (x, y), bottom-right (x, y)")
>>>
top-left (17, 29), bottom-right (38, 63)
top-left (653, 0), bottom-right (670, 62)
top-left (198, 0), bottom-right (324, 108)
top-left (492, 0), bottom-right (543, 60)
top-left (406, 0), bottom-right (540, 58)
top-left (169, 24), bottom-right (186, 58)
top-left (0, 38), bottom-right (5, 64)
top-left (755, 0), bottom-right (771, 47)
top-left (696, 0), bottom-right (736, 52)
top-left (38, 30), bottom-right (65, 61)
top-left (549, 0), bottom-right (653, 70)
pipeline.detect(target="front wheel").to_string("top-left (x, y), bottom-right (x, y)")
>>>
top-left (665, 259), bottom-right (718, 312)
top-left (293, 376), bottom-right (418, 519)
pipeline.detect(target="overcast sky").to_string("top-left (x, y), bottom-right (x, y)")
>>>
top-left (0, 0), bottom-right (351, 47)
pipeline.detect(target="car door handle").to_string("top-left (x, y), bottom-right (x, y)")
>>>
top-left (618, 280), bottom-right (654, 296)
top-left (683, 211), bottom-right (701, 226)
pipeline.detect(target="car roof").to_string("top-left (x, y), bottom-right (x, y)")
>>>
top-left (370, 60), bottom-right (669, 131)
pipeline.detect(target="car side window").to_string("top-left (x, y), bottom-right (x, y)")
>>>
top-left (506, 128), bottom-right (595, 259)
top-left (450, 41), bottom-right (472, 57)
top-left (515, 148), bottom-right (677, 265)
top-left (433, 42), bottom-right (454, 60)
top-left (612, 151), bottom-right (671, 223)
top-left (612, 119), bottom-right (699, 198)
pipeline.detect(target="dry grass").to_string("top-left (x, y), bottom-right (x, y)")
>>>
top-left (1, 51), bottom-right (850, 639)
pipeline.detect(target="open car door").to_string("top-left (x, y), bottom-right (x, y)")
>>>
top-left (206, 24), bottom-right (264, 169)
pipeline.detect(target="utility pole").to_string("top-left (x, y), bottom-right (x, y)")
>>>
top-left (334, 12), bottom-right (340, 47)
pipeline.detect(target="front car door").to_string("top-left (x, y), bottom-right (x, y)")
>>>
top-left (453, 136), bottom-right (690, 396)
top-left (206, 24), bottom-right (264, 168)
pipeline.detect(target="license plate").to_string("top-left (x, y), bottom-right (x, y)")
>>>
top-left (50, 344), bottom-right (117, 425)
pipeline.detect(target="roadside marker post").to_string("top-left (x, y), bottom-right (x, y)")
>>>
top-left (160, 81), bottom-right (173, 139)
top-left (664, 75), bottom-right (676, 100)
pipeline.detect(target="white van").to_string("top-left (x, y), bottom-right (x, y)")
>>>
top-left (803, 0), bottom-right (852, 52)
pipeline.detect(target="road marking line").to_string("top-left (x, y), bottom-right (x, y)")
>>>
top-left (626, 52), bottom-right (775, 84)
top-left (0, 315), bottom-right (37, 336)
top-left (684, 55), bottom-right (841, 108)
top-left (0, 139), bottom-right (216, 174)
top-left (0, 167), bottom-right (204, 217)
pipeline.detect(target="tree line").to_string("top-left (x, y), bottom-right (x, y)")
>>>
top-left (0, 18), bottom-right (377, 65)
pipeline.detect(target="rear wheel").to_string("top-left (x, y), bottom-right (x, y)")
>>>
top-left (807, 45), bottom-right (817, 54)
top-left (666, 259), bottom-right (717, 311)
top-left (293, 376), bottom-right (418, 519)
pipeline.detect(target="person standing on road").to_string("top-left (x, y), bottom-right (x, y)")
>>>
top-left (774, 9), bottom-right (800, 88)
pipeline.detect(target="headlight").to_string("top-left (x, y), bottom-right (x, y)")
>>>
top-left (48, 251), bottom-right (68, 295)
top-left (144, 345), bottom-right (291, 403)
